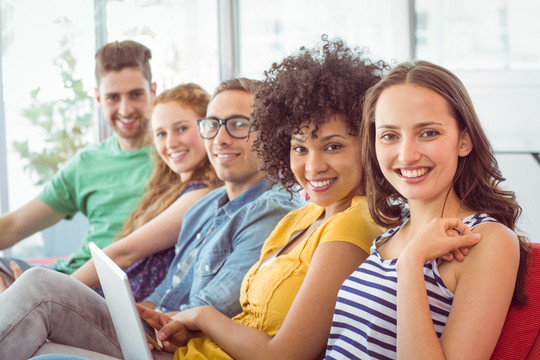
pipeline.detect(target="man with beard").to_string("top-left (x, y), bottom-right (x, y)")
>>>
top-left (0, 40), bottom-right (155, 279)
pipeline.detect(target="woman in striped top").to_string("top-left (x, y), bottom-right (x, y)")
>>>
top-left (326, 61), bottom-right (529, 360)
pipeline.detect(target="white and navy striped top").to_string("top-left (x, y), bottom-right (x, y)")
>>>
top-left (325, 213), bottom-right (497, 360)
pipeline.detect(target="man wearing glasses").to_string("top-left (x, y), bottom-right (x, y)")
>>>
top-left (0, 78), bottom-right (302, 359)
top-left (142, 78), bottom-right (302, 316)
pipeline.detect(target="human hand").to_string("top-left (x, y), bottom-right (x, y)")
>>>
top-left (441, 247), bottom-right (469, 262)
top-left (138, 300), bottom-right (157, 310)
top-left (155, 307), bottom-right (207, 349)
top-left (137, 304), bottom-right (193, 352)
top-left (0, 261), bottom-right (23, 292)
top-left (440, 226), bottom-right (474, 262)
top-left (399, 218), bottom-right (481, 267)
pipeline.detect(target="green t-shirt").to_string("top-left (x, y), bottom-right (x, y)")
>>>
top-left (38, 136), bottom-right (153, 274)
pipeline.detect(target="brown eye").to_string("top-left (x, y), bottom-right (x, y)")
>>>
top-left (421, 130), bottom-right (439, 138)
top-left (381, 133), bottom-right (397, 141)
top-left (326, 144), bottom-right (342, 151)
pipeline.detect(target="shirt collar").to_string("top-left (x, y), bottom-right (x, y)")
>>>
top-left (216, 178), bottom-right (271, 213)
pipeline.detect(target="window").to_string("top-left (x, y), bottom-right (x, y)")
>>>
top-left (105, 0), bottom-right (220, 94)
top-left (1, 0), bottom-right (95, 259)
top-left (237, 0), bottom-right (410, 79)
top-left (416, 0), bottom-right (540, 70)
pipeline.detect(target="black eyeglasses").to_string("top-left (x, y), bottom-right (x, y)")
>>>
top-left (196, 116), bottom-right (251, 139)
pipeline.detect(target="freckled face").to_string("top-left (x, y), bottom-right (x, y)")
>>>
top-left (152, 102), bottom-right (207, 181)
top-left (290, 115), bottom-right (363, 214)
top-left (374, 84), bottom-right (472, 204)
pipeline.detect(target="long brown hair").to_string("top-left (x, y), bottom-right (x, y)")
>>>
top-left (116, 83), bottom-right (220, 239)
top-left (361, 60), bottom-right (529, 304)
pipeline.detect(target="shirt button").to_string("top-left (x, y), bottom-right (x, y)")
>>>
top-left (196, 233), bottom-right (201, 239)
top-left (204, 265), bottom-right (210, 272)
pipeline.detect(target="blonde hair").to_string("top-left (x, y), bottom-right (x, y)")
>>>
top-left (116, 83), bottom-right (220, 239)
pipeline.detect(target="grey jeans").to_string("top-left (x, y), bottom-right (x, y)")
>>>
top-left (0, 267), bottom-right (172, 360)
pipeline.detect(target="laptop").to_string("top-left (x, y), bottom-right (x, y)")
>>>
top-left (89, 242), bottom-right (162, 360)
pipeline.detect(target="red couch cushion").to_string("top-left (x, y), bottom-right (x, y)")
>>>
top-left (27, 256), bottom-right (68, 266)
top-left (491, 242), bottom-right (540, 360)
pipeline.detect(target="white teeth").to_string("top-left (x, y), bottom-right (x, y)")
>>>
top-left (119, 118), bottom-right (135, 124)
top-left (309, 179), bottom-right (333, 188)
top-left (216, 154), bottom-right (235, 159)
top-left (400, 168), bottom-right (428, 178)
top-left (170, 151), bottom-right (187, 159)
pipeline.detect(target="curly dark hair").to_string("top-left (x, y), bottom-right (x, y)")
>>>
top-left (252, 36), bottom-right (388, 194)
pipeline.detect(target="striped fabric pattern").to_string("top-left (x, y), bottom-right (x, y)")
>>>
top-left (325, 213), bottom-right (497, 360)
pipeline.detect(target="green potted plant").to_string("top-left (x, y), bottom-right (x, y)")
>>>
top-left (12, 41), bottom-right (94, 185)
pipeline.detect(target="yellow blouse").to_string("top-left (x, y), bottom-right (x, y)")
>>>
top-left (174, 196), bottom-right (381, 359)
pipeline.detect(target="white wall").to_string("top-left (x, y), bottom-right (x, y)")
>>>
top-left (496, 154), bottom-right (540, 243)
top-left (457, 70), bottom-right (540, 153)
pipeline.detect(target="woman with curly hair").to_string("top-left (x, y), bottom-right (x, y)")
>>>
top-left (137, 37), bottom-right (386, 360)
top-left (71, 83), bottom-right (221, 301)
top-left (325, 61), bottom-right (529, 359)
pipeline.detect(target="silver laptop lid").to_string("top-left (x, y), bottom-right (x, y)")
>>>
top-left (89, 242), bottom-right (153, 360)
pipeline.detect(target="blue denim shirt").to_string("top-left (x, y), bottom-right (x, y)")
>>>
top-left (146, 178), bottom-right (302, 317)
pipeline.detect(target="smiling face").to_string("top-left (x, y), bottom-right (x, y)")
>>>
top-left (374, 83), bottom-right (472, 206)
top-left (204, 90), bottom-right (263, 199)
top-left (96, 67), bottom-right (154, 151)
top-left (290, 115), bottom-right (363, 216)
top-left (151, 101), bottom-right (207, 182)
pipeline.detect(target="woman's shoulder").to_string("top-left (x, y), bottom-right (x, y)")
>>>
top-left (462, 213), bottom-right (498, 229)
top-left (318, 196), bottom-right (383, 250)
top-left (457, 214), bottom-right (520, 277)
top-left (438, 214), bottom-right (519, 294)
top-left (473, 221), bottom-right (518, 248)
top-left (333, 196), bottom-right (379, 228)
top-left (463, 213), bottom-right (517, 245)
